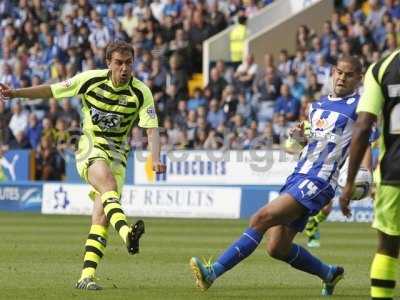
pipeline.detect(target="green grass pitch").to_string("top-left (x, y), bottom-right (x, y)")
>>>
top-left (0, 212), bottom-right (398, 300)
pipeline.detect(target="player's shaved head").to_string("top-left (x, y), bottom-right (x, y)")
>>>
top-left (336, 55), bottom-right (362, 74)
top-left (332, 55), bottom-right (362, 97)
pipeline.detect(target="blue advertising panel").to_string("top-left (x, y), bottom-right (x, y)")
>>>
top-left (0, 182), bottom-right (42, 212)
top-left (1, 150), bottom-right (30, 181)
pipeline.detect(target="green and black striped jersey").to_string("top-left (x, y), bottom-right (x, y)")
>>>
top-left (357, 49), bottom-right (400, 184)
top-left (50, 69), bottom-right (158, 165)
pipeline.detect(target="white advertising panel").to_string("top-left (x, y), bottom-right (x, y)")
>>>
top-left (42, 184), bottom-right (92, 215)
top-left (134, 150), bottom-right (297, 185)
top-left (42, 184), bottom-right (241, 219)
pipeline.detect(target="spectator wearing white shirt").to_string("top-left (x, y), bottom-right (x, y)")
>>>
top-left (89, 18), bottom-right (111, 57)
top-left (9, 101), bottom-right (28, 138)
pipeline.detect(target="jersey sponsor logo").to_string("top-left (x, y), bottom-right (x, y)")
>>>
top-left (314, 118), bottom-right (327, 131)
top-left (388, 84), bottom-right (400, 98)
top-left (147, 107), bottom-right (156, 119)
top-left (90, 107), bottom-right (121, 130)
top-left (61, 79), bottom-right (72, 88)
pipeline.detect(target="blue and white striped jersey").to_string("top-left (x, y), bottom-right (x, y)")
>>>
top-left (293, 93), bottom-right (360, 189)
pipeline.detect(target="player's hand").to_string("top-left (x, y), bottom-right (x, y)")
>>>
top-left (0, 83), bottom-right (13, 101)
top-left (339, 183), bottom-right (353, 218)
top-left (153, 161), bottom-right (166, 174)
top-left (289, 122), bottom-right (305, 143)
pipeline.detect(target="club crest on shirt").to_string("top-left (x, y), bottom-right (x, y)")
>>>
top-left (61, 79), bottom-right (72, 88)
top-left (147, 107), bottom-right (156, 118)
top-left (346, 97), bottom-right (356, 104)
top-left (119, 95), bottom-right (128, 105)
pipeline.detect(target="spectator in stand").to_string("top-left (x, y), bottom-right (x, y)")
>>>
top-left (186, 110), bottom-right (198, 143)
top-left (230, 114), bottom-right (247, 141)
top-left (162, 118), bottom-right (179, 147)
top-left (277, 49), bottom-right (292, 77)
top-left (365, 0), bottom-right (387, 30)
top-left (166, 54), bottom-right (188, 101)
top-left (203, 129), bottom-right (223, 150)
top-left (236, 93), bottom-right (252, 121)
top-left (234, 53), bottom-right (258, 94)
top-left (292, 49), bottom-right (309, 78)
top-left (207, 99), bottom-right (225, 129)
top-left (130, 127), bottom-right (146, 150)
top-left (41, 117), bottom-right (57, 142)
top-left (296, 25), bottom-right (313, 50)
top-left (175, 129), bottom-right (189, 149)
top-left (206, 67), bottom-right (228, 100)
top-left (187, 88), bottom-right (207, 112)
top-left (307, 37), bottom-right (328, 65)
top-left (9, 101), bottom-right (28, 138)
top-left (286, 72), bottom-right (305, 101)
top-left (221, 85), bottom-right (239, 119)
top-left (193, 129), bottom-right (208, 149)
top-left (163, 0), bottom-right (180, 18)
top-left (120, 4), bottom-right (138, 39)
top-left (314, 54), bottom-right (331, 87)
top-left (0, 101), bottom-right (11, 130)
top-left (230, 13), bottom-right (248, 65)
top-left (382, 32), bottom-right (398, 56)
top-left (150, 57), bottom-right (167, 92)
top-left (150, 0), bottom-right (165, 23)
top-left (169, 28), bottom-right (192, 71)
top-left (59, 99), bottom-right (80, 126)
top-left (305, 71), bottom-right (323, 98)
top-left (35, 135), bottom-right (65, 180)
top-left (254, 66), bottom-right (282, 101)
top-left (27, 113), bottom-right (42, 149)
top-left (0, 64), bottom-right (19, 88)
top-left (260, 122), bottom-right (280, 149)
top-left (188, 10), bottom-right (212, 73)
top-left (54, 118), bottom-right (71, 152)
top-left (320, 20), bottom-right (338, 51)
top-left (9, 130), bottom-right (30, 149)
top-left (89, 18), bottom-right (111, 58)
top-left (272, 113), bottom-right (288, 144)
top-left (274, 84), bottom-right (300, 122)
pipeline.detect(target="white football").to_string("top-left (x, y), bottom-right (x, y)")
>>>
top-left (338, 166), bottom-right (372, 201)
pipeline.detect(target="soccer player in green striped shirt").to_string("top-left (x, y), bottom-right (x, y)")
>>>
top-left (340, 49), bottom-right (400, 300)
top-left (0, 40), bottom-right (166, 290)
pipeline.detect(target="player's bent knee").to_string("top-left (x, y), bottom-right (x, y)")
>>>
top-left (266, 241), bottom-right (289, 261)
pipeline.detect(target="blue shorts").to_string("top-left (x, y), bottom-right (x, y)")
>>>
top-left (279, 173), bottom-right (335, 232)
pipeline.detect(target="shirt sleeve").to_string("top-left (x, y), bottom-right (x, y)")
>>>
top-left (50, 71), bottom-right (95, 99)
top-left (357, 64), bottom-right (385, 116)
top-left (138, 85), bottom-right (158, 128)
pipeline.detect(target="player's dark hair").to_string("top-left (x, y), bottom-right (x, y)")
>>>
top-left (337, 55), bottom-right (362, 74)
top-left (105, 40), bottom-right (134, 61)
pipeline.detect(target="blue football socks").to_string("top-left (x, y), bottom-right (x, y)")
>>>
top-left (284, 243), bottom-right (331, 281)
top-left (213, 228), bottom-right (263, 278)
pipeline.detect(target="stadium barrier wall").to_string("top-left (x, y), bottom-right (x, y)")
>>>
top-left (0, 181), bottom-right (373, 223)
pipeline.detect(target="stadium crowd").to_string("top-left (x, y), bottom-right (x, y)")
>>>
top-left (0, 0), bottom-right (398, 180)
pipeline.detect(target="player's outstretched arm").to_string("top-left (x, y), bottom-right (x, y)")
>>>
top-left (339, 112), bottom-right (376, 217)
top-left (0, 83), bottom-right (53, 100)
top-left (146, 128), bottom-right (166, 174)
